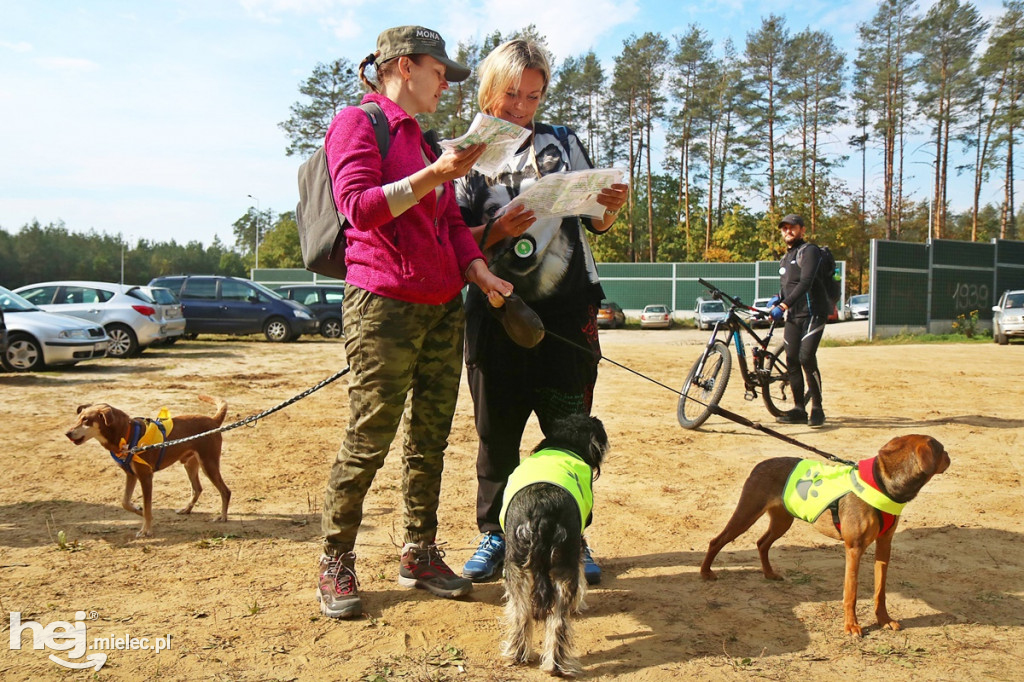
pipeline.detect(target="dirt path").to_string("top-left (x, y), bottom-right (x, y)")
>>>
top-left (1, 329), bottom-right (1022, 681)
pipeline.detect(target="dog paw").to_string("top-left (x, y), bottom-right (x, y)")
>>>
top-left (878, 619), bottom-right (901, 631)
top-left (844, 622), bottom-right (864, 637)
top-left (135, 528), bottom-right (152, 539)
top-left (699, 569), bottom-right (718, 581)
top-left (175, 507), bottom-right (193, 515)
top-left (213, 515), bottom-right (228, 523)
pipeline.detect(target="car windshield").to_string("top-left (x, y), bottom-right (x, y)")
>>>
top-left (1004, 292), bottom-right (1024, 309)
top-left (701, 301), bottom-right (725, 313)
top-left (646, 305), bottom-right (667, 313)
top-left (147, 288), bottom-right (179, 305)
top-left (0, 286), bottom-right (41, 313)
top-left (851, 295), bottom-right (869, 305)
top-left (248, 280), bottom-right (285, 299)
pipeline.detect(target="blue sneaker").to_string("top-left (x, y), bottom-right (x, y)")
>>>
top-left (582, 541), bottom-right (601, 585)
top-left (462, 532), bottom-right (505, 582)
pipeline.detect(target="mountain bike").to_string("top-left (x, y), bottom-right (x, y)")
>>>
top-left (677, 278), bottom-right (804, 429)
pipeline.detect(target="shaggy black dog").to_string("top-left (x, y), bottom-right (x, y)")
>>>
top-left (500, 413), bottom-right (609, 677)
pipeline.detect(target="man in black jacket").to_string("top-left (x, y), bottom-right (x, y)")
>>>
top-left (768, 214), bottom-right (828, 427)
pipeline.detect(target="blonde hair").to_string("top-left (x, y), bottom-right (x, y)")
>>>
top-left (477, 40), bottom-right (551, 116)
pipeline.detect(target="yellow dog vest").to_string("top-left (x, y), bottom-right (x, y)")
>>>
top-left (499, 448), bottom-right (594, 532)
top-left (783, 459), bottom-right (906, 523)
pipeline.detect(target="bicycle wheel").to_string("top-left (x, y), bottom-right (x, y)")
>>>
top-left (759, 343), bottom-right (809, 417)
top-left (677, 340), bottom-right (732, 429)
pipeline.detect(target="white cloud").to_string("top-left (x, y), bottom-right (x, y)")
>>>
top-left (36, 57), bottom-right (99, 73)
top-left (0, 40), bottom-right (32, 52)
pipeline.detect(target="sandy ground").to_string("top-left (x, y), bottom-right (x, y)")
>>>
top-left (2, 323), bottom-right (1022, 681)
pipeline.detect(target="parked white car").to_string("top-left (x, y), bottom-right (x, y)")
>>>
top-left (992, 289), bottom-right (1024, 345)
top-left (14, 280), bottom-right (168, 358)
top-left (0, 286), bottom-right (110, 371)
top-left (845, 294), bottom-right (870, 321)
top-left (695, 298), bottom-right (729, 330)
top-left (639, 304), bottom-right (672, 329)
top-left (139, 285), bottom-right (187, 344)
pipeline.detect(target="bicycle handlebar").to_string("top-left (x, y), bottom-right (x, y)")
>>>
top-left (697, 278), bottom-right (773, 322)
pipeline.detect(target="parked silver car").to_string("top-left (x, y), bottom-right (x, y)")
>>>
top-left (0, 286), bottom-right (110, 371)
top-left (14, 280), bottom-right (168, 358)
top-left (992, 289), bottom-right (1024, 345)
top-left (139, 285), bottom-right (187, 344)
top-left (845, 294), bottom-right (870, 321)
top-left (695, 298), bottom-right (729, 330)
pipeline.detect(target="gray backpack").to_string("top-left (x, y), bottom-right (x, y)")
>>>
top-left (295, 102), bottom-right (389, 280)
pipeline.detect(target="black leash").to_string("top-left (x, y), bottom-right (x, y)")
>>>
top-left (543, 328), bottom-right (855, 467)
top-left (127, 366), bottom-right (351, 455)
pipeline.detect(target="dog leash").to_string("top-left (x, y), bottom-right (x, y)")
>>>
top-left (542, 328), bottom-right (855, 467)
top-left (126, 366), bottom-right (351, 455)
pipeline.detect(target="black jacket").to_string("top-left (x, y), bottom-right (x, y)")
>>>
top-left (779, 240), bottom-right (830, 318)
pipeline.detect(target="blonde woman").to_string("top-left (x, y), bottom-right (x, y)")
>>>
top-left (316, 25), bottom-right (511, 619)
top-left (455, 39), bottom-right (627, 585)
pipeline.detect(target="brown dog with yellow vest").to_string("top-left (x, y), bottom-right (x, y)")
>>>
top-left (65, 395), bottom-right (229, 538)
top-left (700, 434), bottom-right (950, 636)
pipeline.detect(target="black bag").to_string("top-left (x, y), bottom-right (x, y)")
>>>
top-left (817, 245), bottom-right (841, 305)
top-left (295, 102), bottom-right (389, 280)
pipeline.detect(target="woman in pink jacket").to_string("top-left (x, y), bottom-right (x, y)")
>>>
top-left (316, 25), bottom-right (511, 620)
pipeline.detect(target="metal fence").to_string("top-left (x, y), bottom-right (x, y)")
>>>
top-left (253, 236), bottom-right (1024, 339)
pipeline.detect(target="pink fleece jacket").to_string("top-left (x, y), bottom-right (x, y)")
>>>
top-left (325, 93), bottom-right (483, 305)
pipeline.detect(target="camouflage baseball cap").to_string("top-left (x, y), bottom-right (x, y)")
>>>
top-left (376, 26), bottom-right (470, 82)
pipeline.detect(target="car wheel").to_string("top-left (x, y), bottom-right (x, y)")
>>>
top-left (4, 332), bottom-right (44, 371)
top-left (105, 324), bottom-right (139, 358)
top-left (321, 318), bottom-right (343, 338)
top-left (263, 317), bottom-right (292, 342)
top-left (997, 332), bottom-right (1009, 345)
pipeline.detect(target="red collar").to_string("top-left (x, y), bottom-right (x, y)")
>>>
top-left (858, 457), bottom-right (882, 492)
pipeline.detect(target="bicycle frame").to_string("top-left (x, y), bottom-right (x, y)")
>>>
top-left (692, 286), bottom-right (777, 399)
top-left (677, 278), bottom-right (797, 429)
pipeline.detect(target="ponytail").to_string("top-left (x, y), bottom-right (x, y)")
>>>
top-left (358, 51), bottom-right (380, 92)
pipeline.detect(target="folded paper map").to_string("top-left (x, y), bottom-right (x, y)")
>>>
top-left (439, 113), bottom-right (531, 176)
top-left (497, 168), bottom-right (627, 219)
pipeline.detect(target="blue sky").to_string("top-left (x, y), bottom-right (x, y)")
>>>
top-left (0, 0), bottom-right (1012, 251)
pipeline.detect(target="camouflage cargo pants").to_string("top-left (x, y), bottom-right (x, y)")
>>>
top-left (322, 286), bottom-right (465, 555)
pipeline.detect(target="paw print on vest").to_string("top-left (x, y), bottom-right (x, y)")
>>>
top-left (795, 473), bottom-right (824, 501)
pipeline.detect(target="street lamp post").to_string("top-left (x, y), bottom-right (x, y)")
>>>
top-left (248, 194), bottom-right (260, 270)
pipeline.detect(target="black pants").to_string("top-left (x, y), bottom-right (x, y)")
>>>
top-left (783, 315), bottom-right (825, 411)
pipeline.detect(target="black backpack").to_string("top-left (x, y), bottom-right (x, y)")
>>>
top-left (295, 103), bottom-right (389, 280)
top-left (816, 245), bottom-right (841, 305)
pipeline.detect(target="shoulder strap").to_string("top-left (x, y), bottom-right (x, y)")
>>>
top-left (356, 102), bottom-right (390, 159)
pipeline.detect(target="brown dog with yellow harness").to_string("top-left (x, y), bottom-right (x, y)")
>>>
top-left (700, 434), bottom-right (950, 636)
top-left (65, 395), bottom-right (229, 537)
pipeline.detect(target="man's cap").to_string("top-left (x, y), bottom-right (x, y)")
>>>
top-left (376, 26), bottom-right (470, 82)
top-left (778, 214), bottom-right (805, 228)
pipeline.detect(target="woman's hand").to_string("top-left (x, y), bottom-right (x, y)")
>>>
top-left (432, 143), bottom-right (486, 183)
top-left (465, 259), bottom-right (513, 308)
top-left (594, 182), bottom-right (628, 231)
top-left (410, 143), bottom-right (486, 201)
top-left (486, 204), bottom-right (536, 248)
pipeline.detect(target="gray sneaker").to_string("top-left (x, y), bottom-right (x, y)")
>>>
top-left (317, 552), bottom-right (362, 618)
top-left (399, 542), bottom-right (473, 598)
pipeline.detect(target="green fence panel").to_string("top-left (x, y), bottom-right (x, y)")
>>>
top-left (872, 240), bottom-right (928, 329)
top-left (995, 239), bottom-right (1024, 298)
top-left (930, 239), bottom-right (995, 324)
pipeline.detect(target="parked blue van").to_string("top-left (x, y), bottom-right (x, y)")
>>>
top-left (148, 275), bottom-right (318, 342)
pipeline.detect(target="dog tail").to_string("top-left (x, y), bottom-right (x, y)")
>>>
top-left (197, 395), bottom-right (228, 425)
top-left (522, 517), bottom-right (568, 621)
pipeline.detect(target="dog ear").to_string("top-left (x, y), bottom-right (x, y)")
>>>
top-left (76, 404), bottom-right (92, 414)
top-left (916, 436), bottom-right (950, 475)
top-left (100, 406), bottom-right (115, 427)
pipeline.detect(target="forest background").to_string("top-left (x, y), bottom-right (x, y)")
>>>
top-left (2, 0), bottom-right (1022, 297)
